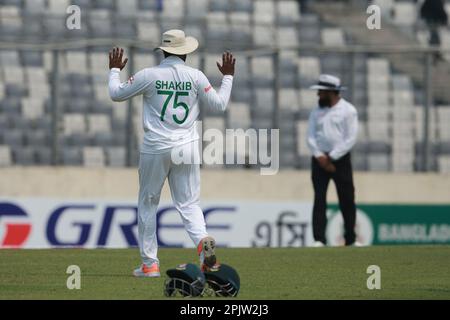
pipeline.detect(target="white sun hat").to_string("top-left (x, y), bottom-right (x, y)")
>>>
top-left (155, 29), bottom-right (199, 55)
top-left (309, 74), bottom-right (347, 91)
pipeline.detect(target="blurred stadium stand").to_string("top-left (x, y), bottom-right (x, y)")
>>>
top-left (0, 0), bottom-right (449, 173)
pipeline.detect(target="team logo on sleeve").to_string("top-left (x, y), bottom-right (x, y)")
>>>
top-left (204, 85), bottom-right (212, 93)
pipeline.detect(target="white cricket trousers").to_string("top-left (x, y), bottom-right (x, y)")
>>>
top-left (137, 141), bottom-right (208, 266)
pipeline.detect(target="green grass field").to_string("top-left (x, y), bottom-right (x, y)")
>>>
top-left (0, 246), bottom-right (449, 300)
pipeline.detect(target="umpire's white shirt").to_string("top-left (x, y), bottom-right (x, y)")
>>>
top-left (109, 55), bottom-right (233, 154)
top-left (307, 98), bottom-right (358, 160)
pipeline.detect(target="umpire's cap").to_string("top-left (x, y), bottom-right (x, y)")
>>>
top-left (310, 74), bottom-right (347, 91)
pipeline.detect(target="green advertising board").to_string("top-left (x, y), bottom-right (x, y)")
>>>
top-left (327, 204), bottom-right (450, 245)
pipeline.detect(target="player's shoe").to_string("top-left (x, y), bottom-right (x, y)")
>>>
top-left (351, 241), bottom-right (364, 247)
top-left (312, 241), bottom-right (326, 247)
top-left (133, 263), bottom-right (160, 278)
top-left (198, 236), bottom-right (217, 272)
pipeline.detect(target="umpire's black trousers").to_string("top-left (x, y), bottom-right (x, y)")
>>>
top-left (311, 153), bottom-right (356, 245)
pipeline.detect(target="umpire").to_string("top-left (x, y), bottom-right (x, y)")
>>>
top-left (306, 74), bottom-right (359, 247)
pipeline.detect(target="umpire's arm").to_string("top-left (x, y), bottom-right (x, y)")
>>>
top-left (328, 110), bottom-right (358, 161)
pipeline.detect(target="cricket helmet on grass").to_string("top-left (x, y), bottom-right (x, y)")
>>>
top-left (204, 264), bottom-right (240, 297)
top-left (164, 263), bottom-right (206, 297)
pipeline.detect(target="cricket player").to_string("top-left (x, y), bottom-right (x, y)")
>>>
top-left (108, 29), bottom-right (235, 277)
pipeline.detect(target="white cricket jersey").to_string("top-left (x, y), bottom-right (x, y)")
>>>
top-left (109, 55), bottom-right (233, 154)
top-left (307, 98), bottom-right (358, 160)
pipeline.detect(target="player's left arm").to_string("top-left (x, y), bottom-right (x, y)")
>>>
top-left (328, 109), bottom-right (359, 161)
top-left (198, 52), bottom-right (235, 112)
top-left (108, 47), bottom-right (151, 102)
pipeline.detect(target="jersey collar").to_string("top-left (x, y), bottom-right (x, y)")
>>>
top-left (160, 55), bottom-right (186, 66)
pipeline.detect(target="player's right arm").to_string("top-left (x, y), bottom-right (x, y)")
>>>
top-left (198, 52), bottom-right (235, 112)
top-left (108, 47), bottom-right (151, 102)
top-left (307, 110), bottom-right (335, 172)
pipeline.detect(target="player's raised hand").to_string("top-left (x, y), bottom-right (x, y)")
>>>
top-left (109, 47), bottom-right (128, 70)
top-left (216, 51), bottom-right (236, 76)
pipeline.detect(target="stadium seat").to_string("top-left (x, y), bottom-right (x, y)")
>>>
top-left (64, 114), bottom-right (86, 136)
top-left (22, 51), bottom-right (44, 67)
top-left (82, 147), bottom-right (105, 167)
top-left (299, 90), bottom-right (317, 110)
top-left (0, 50), bottom-right (20, 66)
top-left (203, 116), bottom-right (225, 133)
top-left (227, 102), bottom-right (251, 129)
top-left (202, 116), bottom-right (225, 168)
top-left (296, 121), bottom-right (309, 157)
top-left (47, 0), bottom-right (70, 14)
top-left (392, 2), bottom-right (417, 27)
top-left (224, 130), bottom-right (254, 169)
top-left (252, 24), bottom-right (275, 48)
top-left (297, 56), bottom-right (321, 86)
top-left (279, 89), bottom-right (300, 112)
top-left (368, 154), bottom-right (390, 172)
top-left (62, 147), bottom-right (82, 165)
top-left (137, 21), bottom-right (160, 42)
top-left (43, 15), bottom-right (66, 39)
top-left (3, 129), bottom-right (24, 147)
top-left (437, 106), bottom-right (450, 141)
top-left (13, 147), bottom-right (36, 166)
top-left (276, 0), bottom-right (300, 25)
top-left (254, 89), bottom-right (274, 116)
top-left (203, 53), bottom-right (224, 85)
top-left (117, 0), bottom-right (138, 16)
top-left (106, 147), bottom-right (126, 167)
top-left (231, 0), bottom-right (253, 13)
top-left (367, 106), bottom-right (391, 122)
top-left (251, 56), bottom-right (274, 87)
top-left (65, 51), bottom-right (88, 74)
top-left (0, 6), bottom-right (22, 37)
top-left (24, 129), bottom-right (48, 147)
top-left (278, 51), bottom-right (298, 87)
top-left (368, 121), bottom-right (390, 142)
top-left (227, 53), bottom-right (248, 85)
top-left (206, 12), bottom-right (230, 47)
top-left (253, 0), bottom-right (275, 24)
top-left (415, 106), bottom-right (437, 143)
top-left (372, 0), bottom-right (394, 17)
top-left (321, 28), bottom-right (346, 47)
top-left (26, 67), bottom-right (48, 84)
top-left (185, 0), bottom-right (208, 19)
top-left (22, 98), bottom-right (45, 120)
top-left (229, 12), bottom-right (252, 48)
top-left (87, 114), bottom-right (111, 135)
top-left (24, 0), bottom-right (46, 14)
top-left (437, 156), bottom-right (450, 173)
top-left (3, 66), bottom-right (25, 85)
top-left (91, 0), bottom-right (114, 9)
top-left (298, 14), bottom-right (320, 45)
top-left (0, 145), bottom-right (12, 167)
top-left (160, 0), bottom-right (184, 21)
top-left (133, 53), bottom-right (156, 72)
top-left (89, 10), bottom-right (112, 38)
top-left (276, 27), bottom-right (299, 49)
